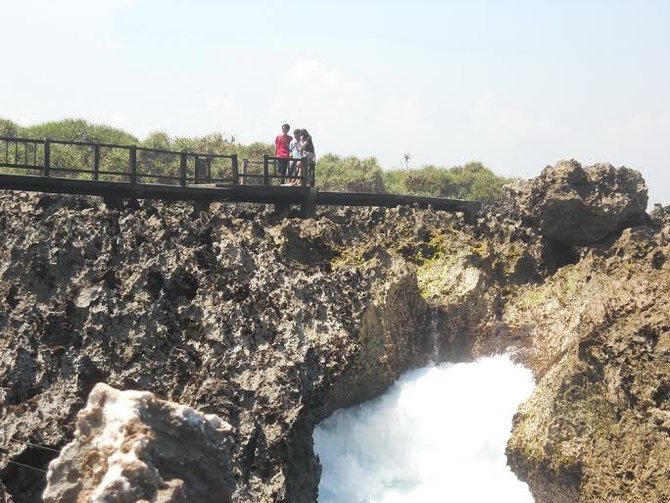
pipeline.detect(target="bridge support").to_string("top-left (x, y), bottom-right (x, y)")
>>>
top-left (273, 202), bottom-right (290, 217)
top-left (192, 200), bottom-right (211, 214)
top-left (103, 196), bottom-right (123, 210)
top-left (300, 188), bottom-right (318, 218)
top-left (464, 209), bottom-right (478, 225)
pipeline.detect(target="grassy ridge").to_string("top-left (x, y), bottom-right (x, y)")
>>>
top-left (0, 118), bottom-right (512, 200)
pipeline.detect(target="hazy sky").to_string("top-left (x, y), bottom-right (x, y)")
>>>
top-left (2, 0), bottom-right (669, 204)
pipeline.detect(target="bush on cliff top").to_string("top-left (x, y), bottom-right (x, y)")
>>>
top-left (2, 118), bottom-right (511, 201)
top-left (0, 118), bottom-right (19, 137)
top-left (316, 154), bottom-right (387, 193)
top-left (317, 157), bottom-right (512, 201)
top-left (19, 118), bottom-right (139, 145)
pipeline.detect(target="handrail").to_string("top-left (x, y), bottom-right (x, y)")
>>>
top-left (0, 136), bottom-right (317, 187)
top-left (0, 135), bottom-right (236, 159)
top-left (0, 136), bottom-right (41, 145)
top-left (0, 136), bottom-right (481, 220)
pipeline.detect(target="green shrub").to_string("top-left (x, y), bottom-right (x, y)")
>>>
top-left (399, 165), bottom-right (454, 196)
top-left (237, 141), bottom-right (273, 160)
top-left (383, 162), bottom-right (512, 202)
top-left (0, 118), bottom-right (18, 137)
top-left (315, 154), bottom-right (386, 193)
top-left (172, 133), bottom-right (240, 156)
top-left (19, 118), bottom-right (138, 144)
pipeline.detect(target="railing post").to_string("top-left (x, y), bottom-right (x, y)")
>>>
top-left (263, 155), bottom-right (269, 186)
top-left (242, 159), bottom-right (248, 186)
top-left (129, 146), bottom-right (137, 184)
top-left (93, 144), bottom-right (100, 180)
top-left (180, 150), bottom-right (187, 186)
top-left (43, 138), bottom-right (51, 177)
top-left (231, 154), bottom-right (239, 184)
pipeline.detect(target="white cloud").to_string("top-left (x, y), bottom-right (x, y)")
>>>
top-left (266, 59), bottom-right (429, 165)
top-left (270, 59), bottom-right (369, 125)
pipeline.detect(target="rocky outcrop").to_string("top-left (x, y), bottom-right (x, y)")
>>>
top-left (0, 483), bottom-right (12, 503)
top-left (0, 163), bottom-right (667, 503)
top-left (43, 383), bottom-right (235, 502)
top-left (507, 160), bottom-right (648, 245)
top-left (0, 194), bottom-right (446, 502)
top-left (496, 225), bottom-right (670, 502)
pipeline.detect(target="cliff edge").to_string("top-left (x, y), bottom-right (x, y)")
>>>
top-left (0, 159), bottom-right (668, 502)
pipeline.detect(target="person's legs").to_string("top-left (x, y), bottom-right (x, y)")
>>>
top-left (291, 160), bottom-right (303, 185)
top-left (277, 158), bottom-right (289, 182)
top-left (308, 160), bottom-right (315, 186)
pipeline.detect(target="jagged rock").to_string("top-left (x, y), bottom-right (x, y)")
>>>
top-left (1, 180), bottom-right (669, 503)
top-left (650, 203), bottom-right (670, 229)
top-left (497, 224), bottom-right (670, 502)
top-left (43, 383), bottom-right (235, 502)
top-left (0, 195), bottom-right (445, 502)
top-left (0, 483), bottom-right (13, 503)
top-left (507, 160), bottom-right (648, 245)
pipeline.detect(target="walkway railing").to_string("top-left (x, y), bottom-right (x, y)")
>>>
top-left (0, 135), bottom-right (480, 219)
top-left (240, 155), bottom-right (313, 187)
top-left (0, 135), bottom-right (239, 185)
top-left (0, 136), bottom-right (314, 188)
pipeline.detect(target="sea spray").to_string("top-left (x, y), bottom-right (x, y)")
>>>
top-left (314, 355), bottom-right (535, 503)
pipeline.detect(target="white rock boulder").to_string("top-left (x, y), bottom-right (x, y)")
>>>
top-left (43, 383), bottom-right (235, 502)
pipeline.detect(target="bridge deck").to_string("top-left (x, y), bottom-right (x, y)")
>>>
top-left (0, 173), bottom-right (480, 218)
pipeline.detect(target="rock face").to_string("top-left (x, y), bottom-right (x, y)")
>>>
top-left (0, 166), bottom-right (667, 503)
top-left (43, 383), bottom-right (235, 502)
top-left (0, 194), bottom-right (437, 502)
top-left (499, 225), bottom-right (670, 503)
top-left (508, 160), bottom-right (648, 245)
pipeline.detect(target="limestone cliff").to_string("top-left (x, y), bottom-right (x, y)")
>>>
top-left (0, 194), bottom-right (445, 502)
top-left (0, 159), bottom-right (668, 502)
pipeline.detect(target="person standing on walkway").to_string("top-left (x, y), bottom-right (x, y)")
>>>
top-left (300, 129), bottom-right (315, 186)
top-left (288, 128), bottom-right (303, 179)
top-left (274, 123), bottom-right (292, 182)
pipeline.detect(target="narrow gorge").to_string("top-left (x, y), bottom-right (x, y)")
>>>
top-left (1, 160), bottom-right (668, 502)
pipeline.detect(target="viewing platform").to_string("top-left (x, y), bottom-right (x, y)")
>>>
top-left (0, 135), bottom-right (481, 220)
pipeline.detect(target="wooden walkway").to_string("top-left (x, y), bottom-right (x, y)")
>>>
top-left (0, 135), bottom-right (481, 220)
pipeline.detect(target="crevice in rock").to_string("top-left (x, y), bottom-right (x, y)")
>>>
top-left (146, 269), bottom-right (165, 299)
top-left (0, 447), bottom-right (58, 502)
top-left (164, 268), bottom-right (198, 301)
top-left (653, 383), bottom-right (670, 407)
top-left (5, 284), bottom-right (19, 310)
top-left (549, 239), bottom-right (580, 270)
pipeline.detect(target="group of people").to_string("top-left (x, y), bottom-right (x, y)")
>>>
top-left (273, 124), bottom-right (315, 186)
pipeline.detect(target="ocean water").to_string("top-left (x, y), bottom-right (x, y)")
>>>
top-left (314, 355), bottom-right (535, 503)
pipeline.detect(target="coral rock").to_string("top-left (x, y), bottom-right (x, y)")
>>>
top-left (43, 383), bottom-right (235, 503)
top-left (509, 160), bottom-right (648, 245)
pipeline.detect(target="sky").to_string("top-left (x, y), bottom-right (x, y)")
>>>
top-left (2, 0), bottom-right (669, 204)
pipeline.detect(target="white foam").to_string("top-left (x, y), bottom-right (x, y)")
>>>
top-left (314, 355), bottom-right (535, 503)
